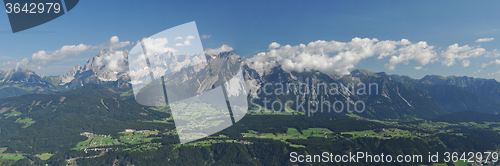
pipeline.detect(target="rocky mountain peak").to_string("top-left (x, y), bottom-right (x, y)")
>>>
top-left (59, 50), bottom-right (130, 86)
top-left (350, 69), bottom-right (378, 78)
top-left (59, 64), bottom-right (83, 84)
top-left (59, 50), bottom-right (129, 88)
top-left (0, 68), bottom-right (44, 84)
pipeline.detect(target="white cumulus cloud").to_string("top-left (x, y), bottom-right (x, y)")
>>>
top-left (205, 45), bottom-right (233, 56)
top-left (247, 38), bottom-right (439, 75)
top-left (183, 40), bottom-right (191, 46)
top-left (475, 38), bottom-right (494, 43)
top-left (93, 36), bottom-right (132, 51)
top-left (110, 36), bottom-right (119, 44)
top-left (2, 36), bottom-right (132, 71)
top-left (481, 59), bottom-right (500, 68)
top-left (485, 49), bottom-right (500, 58)
top-left (441, 44), bottom-right (486, 67)
top-left (175, 35), bottom-right (195, 47)
top-left (488, 70), bottom-right (500, 76)
top-left (462, 60), bottom-right (471, 67)
top-left (268, 42), bottom-right (281, 49)
top-left (94, 51), bottom-right (127, 72)
top-left (142, 37), bottom-right (177, 54)
top-left (29, 44), bottom-right (91, 68)
top-left (2, 44), bottom-right (91, 70)
top-left (201, 35), bottom-right (211, 39)
top-left (385, 41), bottom-right (437, 70)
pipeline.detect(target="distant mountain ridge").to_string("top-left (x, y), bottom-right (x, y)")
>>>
top-left (386, 73), bottom-right (500, 114)
top-left (0, 68), bottom-right (60, 98)
top-left (243, 63), bottom-right (449, 120)
top-left (0, 68), bottom-right (45, 84)
top-left (420, 75), bottom-right (500, 100)
top-left (0, 50), bottom-right (132, 98)
top-left (0, 47), bottom-right (499, 120)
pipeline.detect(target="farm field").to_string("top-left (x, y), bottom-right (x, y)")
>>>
top-left (173, 139), bottom-right (253, 149)
top-left (242, 128), bottom-right (333, 140)
top-left (0, 153), bottom-right (25, 160)
top-left (0, 147), bottom-right (25, 160)
top-left (241, 127), bottom-right (336, 148)
top-left (249, 105), bottom-right (305, 115)
top-left (15, 118), bottom-right (35, 128)
top-left (3, 110), bottom-right (22, 117)
top-left (35, 153), bottom-right (54, 160)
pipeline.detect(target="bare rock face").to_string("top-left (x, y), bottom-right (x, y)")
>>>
top-left (59, 64), bottom-right (82, 85)
top-left (60, 50), bottom-right (131, 89)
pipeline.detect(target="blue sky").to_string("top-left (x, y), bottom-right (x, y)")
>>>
top-left (0, 0), bottom-right (499, 81)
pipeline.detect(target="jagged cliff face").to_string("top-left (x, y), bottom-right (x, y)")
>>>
top-left (59, 64), bottom-right (82, 84)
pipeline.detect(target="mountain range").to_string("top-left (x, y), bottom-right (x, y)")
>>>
top-left (0, 48), bottom-right (499, 121)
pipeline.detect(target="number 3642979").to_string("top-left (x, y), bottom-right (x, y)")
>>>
top-left (5, 3), bottom-right (61, 14)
